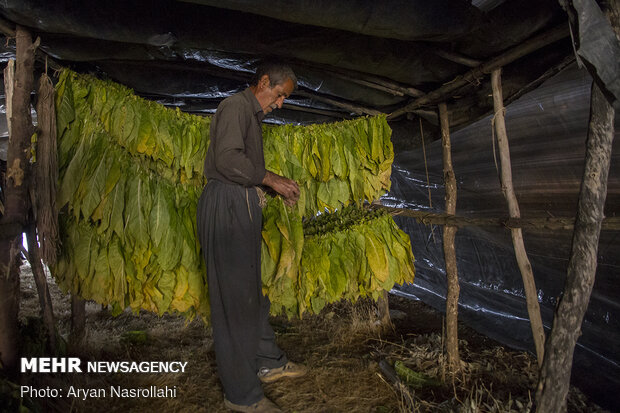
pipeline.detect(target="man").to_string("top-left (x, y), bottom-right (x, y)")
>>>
top-left (197, 62), bottom-right (307, 413)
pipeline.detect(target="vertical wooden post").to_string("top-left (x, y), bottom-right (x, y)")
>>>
top-left (376, 290), bottom-right (392, 332)
top-left (439, 102), bottom-right (461, 371)
top-left (25, 224), bottom-right (57, 352)
top-left (0, 26), bottom-right (36, 373)
top-left (536, 2), bottom-right (617, 406)
top-left (491, 68), bottom-right (546, 367)
top-left (27, 72), bottom-right (60, 352)
top-left (70, 295), bottom-right (86, 345)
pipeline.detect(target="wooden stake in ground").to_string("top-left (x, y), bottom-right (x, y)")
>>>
top-left (439, 102), bottom-right (461, 371)
top-left (0, 26), bottom-right (36, 373)
top-left (70, 296), bottom-right (86, 346)
top-left (535, 81), bottom-right (615, 413)
top-left (376, 290), bottom-right (393, 333)
top-left (25, 223), bottom-right (56, 352)
top-left (491, 68), bottom-right (546, 368)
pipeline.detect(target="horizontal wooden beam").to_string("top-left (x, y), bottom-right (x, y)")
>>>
top-left (432, 48), bottom-right (482, 68)
top-left (388, 24), bottom-right (570, 119)
top-left (281, 102), bottom-right (352, 119)
top-left (503, 54), bottom-right (575, 107)
top-left (375, 205), bottom-right (620, 231)
top-left (294, 59), bottom-right (425, 98)
top-left (295, 90), bottom-right (383, 116)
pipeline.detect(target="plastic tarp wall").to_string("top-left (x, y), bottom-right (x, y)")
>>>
top-left (384, 65), bottom-right (619, 410)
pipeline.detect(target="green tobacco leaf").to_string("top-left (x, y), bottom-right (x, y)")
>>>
top-left (394, 361), bottom-right (441, 388)
top-left (124, 174), bottom-right (149, 246)
top-left (136, 112), bottom-right (156, 156)
top-left (343, 147), bottom-right (364, 204)
top-left (317, 179), bottom-right (349, 211)
top-left (311, 296), bottom-right (326, 314)
top-left (55, 70), bottom-right (76, 138)
top-left (90, 244), bottom-right (111, 303)
top-left (81, 148), bottom-right (110, 220)
top-left (156, 271), bottom-right (177, 315)
top-left (370, 117), bottom-right (384, 163)
top-left (108, 237), bottom-right (128, 306)
top-left (57, 130), bottom-right (91, 209)
top-left (72, 222), bottom-right (93, 282)
top-left (149, 184), bottom-right (170, 249)
top-left (317, 130), bottom-right (333, 181)
top-left (108, 174), bottom-right (126, 240)
top-left (331, 141), bottom-right (348, 178)
top-left (365, 231), bottom-right (389, 283)
top-left (150, 185), bottom-right (181, 271)
top-left (261, 237), bottom-right (277, 286)
top-left (327, 240), bottom-right (347, 299)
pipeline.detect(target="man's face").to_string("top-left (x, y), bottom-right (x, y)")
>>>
top-left (255, 74), bottom-right (294, 114)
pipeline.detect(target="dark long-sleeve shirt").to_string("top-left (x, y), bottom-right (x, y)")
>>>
top-left (203, 88), bottom-right (267, 186)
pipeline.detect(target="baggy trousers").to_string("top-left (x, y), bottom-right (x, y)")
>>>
top-left (197, 179), bottom-right (287, 405)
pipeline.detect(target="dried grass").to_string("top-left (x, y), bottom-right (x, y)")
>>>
top-left (14, 266), bottom-right (609, 413)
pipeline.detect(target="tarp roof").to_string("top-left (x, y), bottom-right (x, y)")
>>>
top-left (0, 1), bottom-right (619, 410)
top-left (0, 0), bottom-right (577, 149)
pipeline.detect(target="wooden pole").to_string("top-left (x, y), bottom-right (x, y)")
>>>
top-left (491, 68), bottom-right (546, 368)
top-left (295, 90), bottom-right (383, 116)
top-left (536, 2), bottom-right (618, 409)
top-left (439, 102), bottom-right (461, 371)
top-left (388, 24), bottom-right (569, 119)
top-left (432, 48), bottom-right (482, 68)
top-left (0, 26), bottom-right (36, 373)
top-left (376, 290), bottom-right (393, 333)
top-left (535, 80), bottom-right (615, 413)
top-left (25, 224), bottom-right (57, 352)
top-left (281, 103), bottom-right (351, 119)
top-left (373, 206), bottom-right (620, 231)
top-left (299, 60), bottom-right (425, 98)
top-left (70, 296), bottom-right (86, 345)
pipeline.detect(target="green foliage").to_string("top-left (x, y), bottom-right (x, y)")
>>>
top-left (54, 70), bottom-right (208, 320)
top-left (54, 69), bottom-right (414, 322)
top-left (263, 204), bottom-right (416, 317)
top-left (394, 361), bottom-right (441, 388)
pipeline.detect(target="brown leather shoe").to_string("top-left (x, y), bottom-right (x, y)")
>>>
top-left (257, 361), bottom-right (308, 383)
top-left (224, 396), bottom-right (283, 412)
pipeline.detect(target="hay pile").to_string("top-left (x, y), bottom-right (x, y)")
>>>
top-left (14, 265), bottom-right (608, 413)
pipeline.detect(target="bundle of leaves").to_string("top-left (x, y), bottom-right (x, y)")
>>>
top-left (53, 69), bottom-right (414, 321)
top-left (262, 201), bottom-right (415, 318)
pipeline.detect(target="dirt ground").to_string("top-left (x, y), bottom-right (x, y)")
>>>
top-left (7, 263), bottom-right (609, 413)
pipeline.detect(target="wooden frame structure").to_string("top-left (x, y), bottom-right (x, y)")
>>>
top-left (0, 3), bottom-right (617, 411)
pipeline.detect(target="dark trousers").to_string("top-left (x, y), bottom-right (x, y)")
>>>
top-left (197, 179), bottom-right (286, 406)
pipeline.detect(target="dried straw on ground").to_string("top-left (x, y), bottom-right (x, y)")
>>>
top-left (17, 265), bottom-right (607, 413)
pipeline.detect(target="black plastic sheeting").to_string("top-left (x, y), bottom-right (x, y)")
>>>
top-left (384, 65), bottom-right (620, 411)
top-left (179, 0), bottom-right (482, 42)
top-left (571, 0), bottom-right (620, 108)
top-left (0, 0), bottom-right (565, 91)
top-left (0, 0), bottom-right (465, 87)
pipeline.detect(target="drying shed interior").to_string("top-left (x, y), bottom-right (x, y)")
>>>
top-left (0, 0), bottom-right (619, 411)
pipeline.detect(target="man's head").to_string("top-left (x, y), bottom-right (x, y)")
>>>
top-left (250, 61), bottom-right (297, 114)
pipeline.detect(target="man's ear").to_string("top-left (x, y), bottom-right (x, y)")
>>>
top-left (260, 74), bottom-right (270, 89)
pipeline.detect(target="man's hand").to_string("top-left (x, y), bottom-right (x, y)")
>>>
top-left (262, 171), bottom-right (300, 206)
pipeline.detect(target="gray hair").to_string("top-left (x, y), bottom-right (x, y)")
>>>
top-left (251, 61), bottom-right (297, 90)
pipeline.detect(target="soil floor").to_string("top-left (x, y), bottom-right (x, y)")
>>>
top-left (4, 263), bottom-right (609, 413)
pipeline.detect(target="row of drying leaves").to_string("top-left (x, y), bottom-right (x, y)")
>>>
top-left (53, 69), bottom-right (414, 321)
